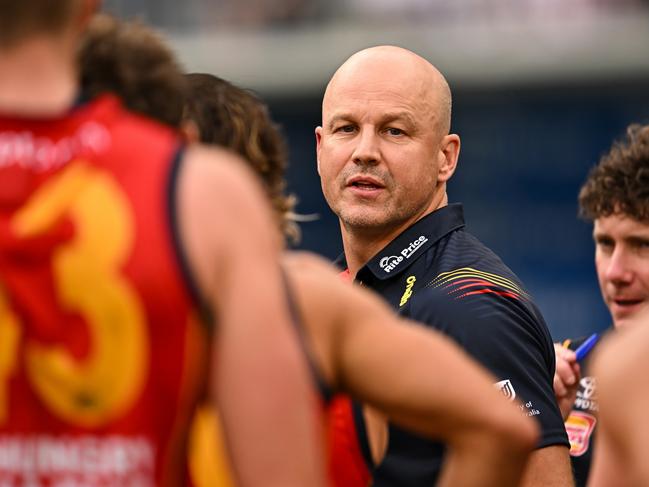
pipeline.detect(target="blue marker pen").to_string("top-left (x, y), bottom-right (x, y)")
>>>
top-left (575, 333), bottom-right (600, 362)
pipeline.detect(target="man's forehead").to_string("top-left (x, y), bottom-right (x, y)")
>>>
top-left (594, 214), bottom-right (649, 234)
top-left (327, 55), bottom-right (432, 97)
top-left (341, 46), bottom-right (433, 76)
top-left (323, 74), bottom-right (435, 118)
top-left (322, 47), bottom-right (450, 131)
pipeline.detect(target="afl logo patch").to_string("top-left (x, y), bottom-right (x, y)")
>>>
top-left (495, 379), bottom-right (516, 401)
top-left (566, 411), bottom-right (597, 457)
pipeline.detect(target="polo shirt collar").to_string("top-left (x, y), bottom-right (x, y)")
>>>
top-left (352, 203), bottom-right (465, 280)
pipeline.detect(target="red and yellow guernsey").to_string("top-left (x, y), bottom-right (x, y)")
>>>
top-left (0, 95), bottom-right (208, 487)
top-left (324, 270), bottom-right (372, 487)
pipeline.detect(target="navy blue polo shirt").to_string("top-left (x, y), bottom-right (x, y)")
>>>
top-left (336, 203), bottom-right (569, 486)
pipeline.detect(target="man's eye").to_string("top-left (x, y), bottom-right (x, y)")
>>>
top-left (634, 240), bottom-right (649, 253)
top-left (386, 127), bottom-right (404, 136)
top-left (595, 238), bottom-right (614, 251)
top-left (335, 125), bottom-right (355, 133)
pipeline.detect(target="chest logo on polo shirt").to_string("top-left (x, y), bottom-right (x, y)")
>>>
top-left (429, 267), bottom-right (528, 301)
top-left (565, 411), bottom-right (597, 457)
top-left (379, 236), bottom-right (428, 273)
top-left (399, 275), bottom-right (417, 307)
top-left (495, 379), bottom-right (517, 401)
top-left (379, 255), bottom-right (403, 273)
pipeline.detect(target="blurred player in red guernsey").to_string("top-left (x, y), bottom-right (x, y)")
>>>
top-left (0, 1), bottom-right (326, 486)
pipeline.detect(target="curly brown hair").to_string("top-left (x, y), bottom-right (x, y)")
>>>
top-left (579, 124), bottom-right (649, 223)
top-left (183, 73), bottom-right (299, 242)
top-left (79, 14), bottom-right (185, 128)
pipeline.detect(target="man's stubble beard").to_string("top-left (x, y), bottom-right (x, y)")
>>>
top-left (337, 196), bottom-right (425, 238)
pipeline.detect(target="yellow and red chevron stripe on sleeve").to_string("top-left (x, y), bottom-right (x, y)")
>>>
top-left (427, 267), bottom-right (529, 301)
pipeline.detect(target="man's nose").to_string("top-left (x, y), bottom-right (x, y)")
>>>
top-left (606, 247), bottom-right (634, 285)
top-left (351, 129), bottom-right (380, 166)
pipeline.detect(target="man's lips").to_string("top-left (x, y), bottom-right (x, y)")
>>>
top-left (613, 298), bottom-right (643, 306)
top-left (609, 297), bottom-right (645, 314)
top-left (346, 176), bottom-right (385, 190)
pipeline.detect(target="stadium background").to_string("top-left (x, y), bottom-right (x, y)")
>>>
top-left (104, 0), bottom-right (649, 340)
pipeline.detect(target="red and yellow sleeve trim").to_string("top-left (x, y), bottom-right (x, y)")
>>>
top-left (428, 267), bottom-right (529, 301)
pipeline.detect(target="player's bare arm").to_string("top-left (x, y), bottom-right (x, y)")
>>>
top-left (589, 317), bottom-right (649, 487)
top-left (177, 146), bottom-right (326, 487)
top-left (283, 252), bottom-right (538, 487)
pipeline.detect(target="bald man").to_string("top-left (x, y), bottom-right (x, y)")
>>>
top-left (316, 46), bottom-right (573, 486)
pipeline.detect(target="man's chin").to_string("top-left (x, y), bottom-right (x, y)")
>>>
top-left (612, 304), bottom-right (649, 329)
top-left (339, 211), bottom-right (388, 230)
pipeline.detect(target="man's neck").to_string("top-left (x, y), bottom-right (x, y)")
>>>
top-left (341, 229), bottom-right (395, 280)
top-left (0, 36), bottom-right (78, 117)
top-left (342, 194), bottom-right (448, 279)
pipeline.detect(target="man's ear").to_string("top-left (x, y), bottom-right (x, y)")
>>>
top-left (315, 126), bottom-right (323, 176)
top-left (180, 119), bottom-right (201, 144)
top-left (437, 134), bottom-right (460, 183)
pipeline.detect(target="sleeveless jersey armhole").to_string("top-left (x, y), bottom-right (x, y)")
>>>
top-left (352, 400), bottom-right (376, 470)
top-left (281, 268), bottom-right (336, 404)
top-left (166, 144), bottom-right (215, 330)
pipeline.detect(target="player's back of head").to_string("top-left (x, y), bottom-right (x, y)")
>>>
top-left (79, 14), bottom-right (186, 128)
top-left (183, 72), bottom-right (298, 241)
top-left (0, 0), bottom-right (89, 47)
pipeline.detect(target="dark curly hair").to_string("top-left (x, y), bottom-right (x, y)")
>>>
top-left (183, 73), bottom-right (299, 242)
top-left (579, 124), bottom-right (649, 223)
top-left (79, 14), bottom-right (185, 128)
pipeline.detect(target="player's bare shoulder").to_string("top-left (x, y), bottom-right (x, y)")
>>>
top-left (177, 144), bottom-right (283, 302)
top-left (593, 320), bottom-right (649, 399)
top-left (183, 144), bottom-right (266, 204)
top-left (179, 143), bottom-right (281, 241)
top-left (282, 251), bottom-right (339, 278)
top-left (282, 251), bottom-right (391, 323)
top-left (282, 251), bottom-right (354, 303)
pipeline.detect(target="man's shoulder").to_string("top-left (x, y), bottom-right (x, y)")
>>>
top-left (415, 228), bottom-right (531, 303)
top-left (435, 227), bottom-right (523, 284)
top-left (403, 228), bottom-right (544, 331)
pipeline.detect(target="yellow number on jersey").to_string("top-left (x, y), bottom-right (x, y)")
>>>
top-left (0, 288), bottom-right (21, 423)
top-left (7, 162), bottom-right (149, 427)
